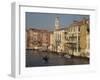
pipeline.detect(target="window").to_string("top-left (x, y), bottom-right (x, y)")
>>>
top-left (78, 27), bottom-right (80, 32)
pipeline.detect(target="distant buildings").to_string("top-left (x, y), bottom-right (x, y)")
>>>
top-left (26, 16), bottom-right (90, 57)
top-left (26, 28), bottom-right (50, 51)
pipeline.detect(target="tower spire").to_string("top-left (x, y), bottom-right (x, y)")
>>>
top-left (55, 16), bottom-right (61, 30)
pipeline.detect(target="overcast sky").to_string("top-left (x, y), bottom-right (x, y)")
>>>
top-left (26, 12), bottom-right (89, 31)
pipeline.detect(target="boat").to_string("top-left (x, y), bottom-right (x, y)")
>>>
top-left (64, 54), bottom-right (71, 58)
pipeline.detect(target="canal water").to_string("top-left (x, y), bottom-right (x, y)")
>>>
top-left (26, 50), bottom-right (89, 67)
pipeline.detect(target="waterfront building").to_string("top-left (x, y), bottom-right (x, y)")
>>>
top-left (64, 18), bottom-right (89, 57)
top-left (53, 16), bottom-right (66, 53)
top-left (79, 18), bottom-right (90, 57)
top-left (26, 28), bottom-right (50, 51)
top-left (49, 31), bottom-right (54, 51)
top-left (64, 21), bottom-right (80, 56)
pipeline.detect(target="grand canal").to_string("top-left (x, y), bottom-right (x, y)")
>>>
top-left (26, 50), bottom-right (89, 67)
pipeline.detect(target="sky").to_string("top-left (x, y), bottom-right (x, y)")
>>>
top-left (26, 12), bottom-right (89, 31)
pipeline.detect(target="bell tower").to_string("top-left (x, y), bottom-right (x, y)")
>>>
top-left (55, 16), bottom-right (61, 30)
